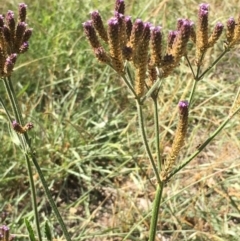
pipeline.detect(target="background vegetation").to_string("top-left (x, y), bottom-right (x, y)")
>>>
top-left (1, 0), bottom-right (240, 240)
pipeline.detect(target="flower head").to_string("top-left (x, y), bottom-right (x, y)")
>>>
top-left (115, 0), bottom-right (125, 15)
top-left (226, 17), bottom-right (235, 44)
top-left (12, 120), bottom-right (34, 134)
top-left (150, 26), bottom-right (162, 67)
top-left (0, 3), bottom-right (32, 77)
top-left (91, 10), bottom-right (108, 43)
top-left (124, 16), bottom-right (132, 41)
top-left (83, 20), bottom-right (101, 49)
top-left (207, 22), bottom-right (223, 47)
top-left (18, 3), bottom-right (27, 22)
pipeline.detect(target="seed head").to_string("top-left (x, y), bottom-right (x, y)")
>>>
top-left (22, 28), bottom-right (32, 42)
top-left (4, 53), bottom-right (17, 76)
top-left (14, 22), bottom-right (26, 51)
top-left (231, 14), bottom-right (240, 46)
top-left (91, 10), bottom-right (108, 43)
top-left (226, 17), bottom-right (235, 44)
top-left (129, 19), bottom-right (144, 56)
top-left (6, 11), bottom-right (15, 32)
top-left (115, 12), bottom-right (127, 48)
top-left (115, 0), bottom-right (125, 15)
top-left (18, 3), bottom-right (27, 22)
top-left (171, 19), bottom-right (191, 61)
top-left (83, 20), bottom-right (101, 49)
top-left (196, 3), bottom-right (209, 65)
top-left (150, 26), bottom-right (162, 67)
top-left (94, 47), bottom-right (111, 64)
top-left (167, 30), bottom-right (177, 52)
top-left (135, 68), bottom-right (145, 97)
top-left (3, 26), bottom-right (11, 44)
top-left (133, 22), bottom-right (151, 66)
top-left (161, 100), bottom-right (189, 181)
top-left (107, 17), bottom-right (124, 73)
top-left (133, 22), bottom-right (151, 97)
top-left (125, 16), bottom-right (132, 41)
top-left (190, 22), bottom-right (196, 43)
top-left (207, 22), bottom-right (223, 47)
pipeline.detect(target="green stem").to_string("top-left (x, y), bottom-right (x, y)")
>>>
top-left (3, 77), bottom-right (72, 241)
top-left (140, 78), bottom-right (162, 104)
top-left (198, 49), bottom-right (229, 80)
top-left (153, 98), bottom-right (161, 171)
top-left (185, 55), bottom-right (196, 79)
top-left (3, 77), bottom-right (42, 241)
top-left (148, 182), bottom-right (164, 241)
top-left (24, 153), bottom-right (42, 241)
top-left (27, 150), bottom-right (72, 241)
top-left (188, 79), bottom-right (197, 108)
top-left (136, 100), bottom-right (161, 184)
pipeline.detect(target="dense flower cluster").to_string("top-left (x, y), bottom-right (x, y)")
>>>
top-left (83, 0), bottom-right (193, 97)
top-left (84, 0), bottom-right (240, 180)
top-left (0, 3), bottom-right (32, 77)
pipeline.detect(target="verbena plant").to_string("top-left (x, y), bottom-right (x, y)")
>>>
top-left (1, 1), bottom-right (240, 241)
top-left (0, 4), bottom-right (71, 241)
top-left (83, 0), bottom-right (240, 240)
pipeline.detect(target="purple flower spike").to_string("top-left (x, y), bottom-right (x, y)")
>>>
top-left (199, 3), bottom-right (209, 11)
top-left (4, 55), bottom-right (16, 75)
top-left (142, 22), bottom-right (151, 41)
top-left (130, 19), bottom-right (144, 44)
top-left (167, 30), bottom-right (178, 49)
top-left (125, 16), bottom-right (132, 40)
top-left (22, 28), bottom-right (32, 42)
top-left (83, 20), bottom-right (101, 49)
top-left (179, 100), bottom-right (189, 108)
top-left (226, 17), bottom-right (235, 43)
top-left (115, 0), bottom-right (125, 14)
top-left (19, 3), bottom-right (27, 22)
top-left (19, 41), bottom-right (29, 53)
top-left (3, 26), bottom-right (11, 43)
top-left (199, 3), bottom-right (209, 20)
top-left (6, 10), bottom-right (15, 31)
top-left (215, 22), bottom-right (224, 32)
top-left (15, 22), bottom-right (27, 42)
top-left (108, 17), bottom-right (119, 27)
top-left (179, 100), bottom-right (189, 114)
top-left (90, 10), bottom-right (101, 22)
top-left (227, 17), bottom-right (235, 28)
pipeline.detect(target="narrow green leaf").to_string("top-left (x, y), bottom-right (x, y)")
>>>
top-left (25, 219), bottom-right (37, 241)
top-left (45, 221), bottom-right (53, 241)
